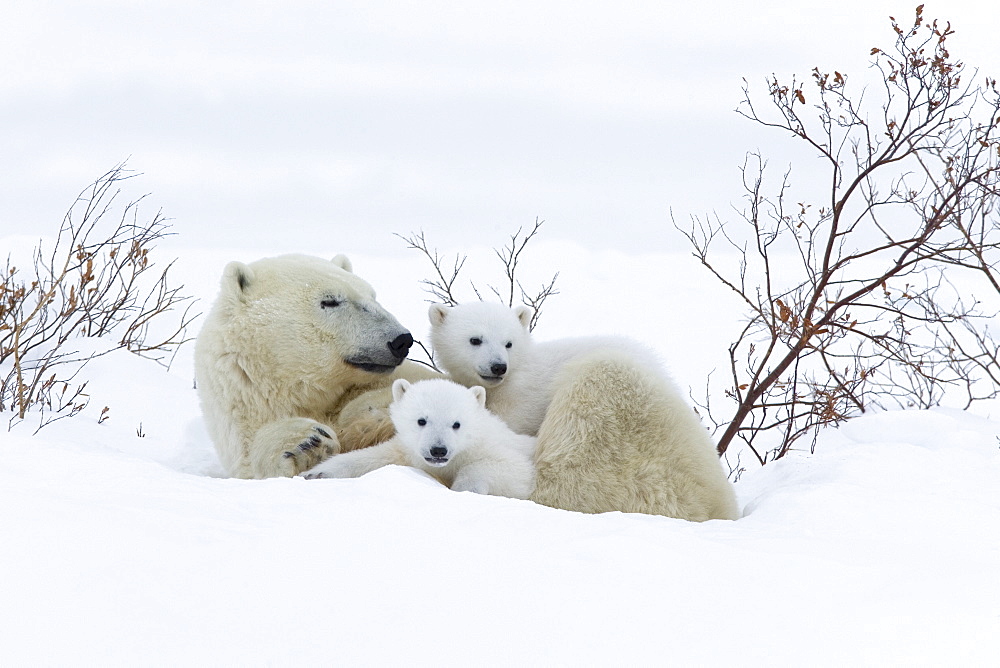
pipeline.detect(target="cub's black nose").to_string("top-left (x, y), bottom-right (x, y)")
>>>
top-left (429, 445), bottom-right (448, 458)
top-left (388, 332), bottom-right (414, 360)
top-left (490, 362), bottom-right (507, 376)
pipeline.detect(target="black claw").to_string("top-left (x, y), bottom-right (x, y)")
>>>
top-left (315, 427), bottom-right (332, 439)
top-left (283, 451), bottom-right (295, 459)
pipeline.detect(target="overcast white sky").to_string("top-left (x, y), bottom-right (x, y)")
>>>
top-left (1, 0), bottom-right (997, 257)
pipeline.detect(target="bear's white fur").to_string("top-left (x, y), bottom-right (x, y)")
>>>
top-left (429, 302), bottom-right (739, 521)
top-left (303, 379), bottom-right (537, 499)
top-left (429, 302), bottom-right (647, 435)
top-left (195, 254), bottom-right (437, 479)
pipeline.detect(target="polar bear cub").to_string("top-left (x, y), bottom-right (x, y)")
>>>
top-left (428, 301), bottom-right (739, 521)
top-left (428, 301), bottom-right (647, 436)
top-left (303, 378), bottom-right (537, 499)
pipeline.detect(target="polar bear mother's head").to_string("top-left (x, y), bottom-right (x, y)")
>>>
top-left (216, 254), bottom-right (413, 384)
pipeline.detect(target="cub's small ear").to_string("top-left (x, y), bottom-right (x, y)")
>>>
top-left (391, 378), bottom-right (411, 402)
top-left (470, 386), bottom-right (487, 408)
top-left (428, 303), bottom-right (450, 326)
top-left (331, 255), bottom-right (353, 273)
top-left (513, 305), bottom-right (533, 330)
top-left (222, 261), bottom-right (254, 296)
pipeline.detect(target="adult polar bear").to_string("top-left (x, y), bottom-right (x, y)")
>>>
top-left (197, 253), bottom-right (737, 521)
top-left (429, 302), bottom-right (739, 521)
top-left (195, 254), bottom-right (437, 479)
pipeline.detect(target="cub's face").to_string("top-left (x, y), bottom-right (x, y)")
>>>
top-left (428, 302), bottom-right (532, 388)
top-left (390, 379), bottom-right (487, 467)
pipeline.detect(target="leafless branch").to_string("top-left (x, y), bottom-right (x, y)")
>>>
top-left (398, 219), bottom-right (560, 330)
top-left (678, 9), bottom-right (1000, 466)
top-left (1, 163), bottom-right (198, 430)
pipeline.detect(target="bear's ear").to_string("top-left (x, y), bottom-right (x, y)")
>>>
top-left (222, 261), bottom-right (254, 297)
top-left (391, 378), bottom-right (411, 403)
top-left (513, 305), bottom-right (532, 330)
top-left (470, 385), bottom-right (487, 408)
top-left (331, 255), bottom-right (353, 273)
top-left (428, 304), bottom-right (450, 326)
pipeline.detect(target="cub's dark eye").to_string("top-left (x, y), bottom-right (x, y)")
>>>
top-left (470, 338), bottom-right (482, 346)
top-left (505, 342), bottom-right (513, 349)
top-left (417, 418), bottom-right (427, 426)
top-left (452, 422), bottom-right (461, 430)
top-left (321, 298), bottom-right (341, 309)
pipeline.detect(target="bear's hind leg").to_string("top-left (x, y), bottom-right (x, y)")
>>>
top-left (335, 387), bottom-right (397, 452)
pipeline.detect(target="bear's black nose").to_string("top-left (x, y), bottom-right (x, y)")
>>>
top-left (429, 445), bottom-right (448, 458)
top-left (490, 362), bottom-right (507, 376)
top-left (388, 332), bottom-right (414, 360)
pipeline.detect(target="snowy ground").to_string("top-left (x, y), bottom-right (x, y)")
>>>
top-left (2, 242), bottom-right (999, 666)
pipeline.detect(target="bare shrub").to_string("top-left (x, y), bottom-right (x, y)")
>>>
top-left (397, 218), bottom-right (560, 369)
top-left (678, 7), bottom-right (1000, 467)
top-left (1, 164), bottom-right (198, 431)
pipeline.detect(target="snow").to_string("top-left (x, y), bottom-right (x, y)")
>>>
top-left (2, 243), bottom-right (999, 666)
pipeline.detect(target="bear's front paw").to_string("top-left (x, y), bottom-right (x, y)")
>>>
top-left (281, 425), bottom-right (338, 475)
top-left (250, 418), bottom-right (341, 478)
